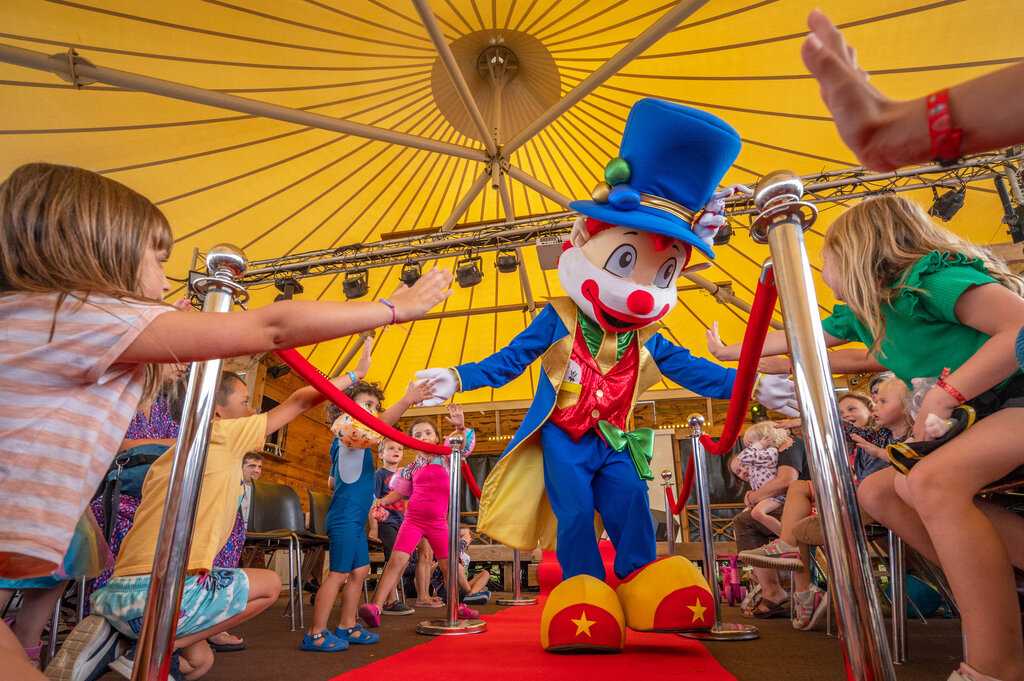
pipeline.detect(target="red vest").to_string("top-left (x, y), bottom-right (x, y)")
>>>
top-left (549, 324), bottom-right (640, 443)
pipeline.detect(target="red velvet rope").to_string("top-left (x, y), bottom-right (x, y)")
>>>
top-left (461, 461), bottom-right (482, 499)
top-left (273, 348), bottom-right (451, 456)
top-left (667, 271), bottom-right (778, 514)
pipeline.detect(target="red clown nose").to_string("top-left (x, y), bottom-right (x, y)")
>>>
top-left (626, 290), bottom-right (655, 315)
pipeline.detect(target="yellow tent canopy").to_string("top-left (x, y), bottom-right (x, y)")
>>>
top-left (1, 0), bottom-right (1020, 404)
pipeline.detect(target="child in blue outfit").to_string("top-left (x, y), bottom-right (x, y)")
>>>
top-left (303, 368), bottom-right (435, 652)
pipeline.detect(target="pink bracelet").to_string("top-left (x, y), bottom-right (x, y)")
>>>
top-left (379, 298), bottom-right (397, 325)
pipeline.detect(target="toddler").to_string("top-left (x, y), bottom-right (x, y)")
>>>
top-left (731, 422), bottom-right (791, 536)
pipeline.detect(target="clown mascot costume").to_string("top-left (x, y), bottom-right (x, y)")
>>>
top-left (415, 99), bottom-right (797, 652)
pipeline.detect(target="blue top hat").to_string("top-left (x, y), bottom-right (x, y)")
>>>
top-left (569, 98), bottom-right (741, 259)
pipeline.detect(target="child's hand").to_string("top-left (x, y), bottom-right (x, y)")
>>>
top-left (403, 378), bottom-right (437, 406)
top-left (705, 322), bottom-right (732, 360)
top-left (172, 297), bottom-right (192, 312)
top-left (913, 385), bottom-right (959, 442)
top-left (445, 403), bottom-right (465, 431)
top-left (388, 267), bottom-right (453, 322)
top-left (355, 335), bottom-right (374, 380)
top-left (850, 433), bottom-right (888, 460)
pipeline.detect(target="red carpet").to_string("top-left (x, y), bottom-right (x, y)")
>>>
top-left (332, 541), bottom-right (736, 680)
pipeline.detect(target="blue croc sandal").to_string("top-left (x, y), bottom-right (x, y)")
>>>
top-left (301, 630), bottom-right (348, 652)
top-left (334, 624), bottom-right (380, 645)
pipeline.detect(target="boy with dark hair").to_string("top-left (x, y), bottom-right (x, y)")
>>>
top-left (368, 437), bottom-right (414, 615)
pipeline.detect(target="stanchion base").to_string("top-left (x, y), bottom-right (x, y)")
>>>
top-left (680, 623), bottom-right (759, 641)
top-left (417, 619), bottom-right (487, 636)
top-left (495, 597), bottom-right (538, 606)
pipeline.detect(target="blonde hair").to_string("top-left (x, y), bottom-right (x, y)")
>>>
top-left (875, 377), bottom-right (914, 432)
top-left (0, 163), bottom-right (174, 400)
top-left (822, 193), bottom-right (1024, 354)
top-left (742, 421), bottom-right (788, 449)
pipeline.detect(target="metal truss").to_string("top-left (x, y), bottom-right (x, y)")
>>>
top-left (211, 149), bottom-right (1024, 288)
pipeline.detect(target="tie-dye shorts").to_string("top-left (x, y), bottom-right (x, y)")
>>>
top-left (90, 568), bottom-right (249, 639)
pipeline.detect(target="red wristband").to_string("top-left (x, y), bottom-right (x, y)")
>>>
top-left (926, 89), bottom-right (963, 167)
top-left (935, 378), bottom-right (966, 405)
top-left (379, 298), bottom-right (397, 325)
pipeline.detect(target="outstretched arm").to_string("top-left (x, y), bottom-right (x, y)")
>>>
top-left (706, 321), bottom-right (847, 363)
top-left (802, 8), bottom-right (1024, 171)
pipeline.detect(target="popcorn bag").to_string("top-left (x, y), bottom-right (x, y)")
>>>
top-left (331, 410), bottom-right (382, 449)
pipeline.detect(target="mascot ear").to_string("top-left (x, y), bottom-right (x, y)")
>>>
top-left (569, 216), bottom-right (591, 250)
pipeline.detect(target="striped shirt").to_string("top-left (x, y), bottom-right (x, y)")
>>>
top-left (0, 292), bottom-right (169, 577)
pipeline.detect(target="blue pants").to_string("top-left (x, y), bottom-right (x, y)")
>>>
top-left (540, 422), bottom-right (656, 581)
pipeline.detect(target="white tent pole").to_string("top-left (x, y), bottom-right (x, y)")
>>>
top-left (684, 273), bottom-right (784, 330)
top-left (506, 165), bottom-right (572, 207)
top-left (503, 0), bottom-right (710, 155)
top-left (497, 173), bottom-right (538, 319)
top-left (0, 43), bottom-right (485, 162)
top-left (411, 0), bottom-right (498, 157)
top-left (441, 170), bottom-right (491, 231)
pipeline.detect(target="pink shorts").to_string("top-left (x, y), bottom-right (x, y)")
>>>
top-left (393, 515), bottom-right (449, 560)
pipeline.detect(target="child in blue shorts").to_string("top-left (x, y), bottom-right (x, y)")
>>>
top-left (303, 369), bottom-right (434, 652)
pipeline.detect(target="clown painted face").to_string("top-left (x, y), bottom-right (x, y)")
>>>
top-left (558, 218), bottom-right (694, 332)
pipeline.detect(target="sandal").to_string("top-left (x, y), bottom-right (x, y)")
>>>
top-left (750, 597), bottom-right (789, 619)
top-left (301, 630), bottom-right (348, 652)
top-left (415, 599), bottom-right (444, 608)
top-left (357, 603), bottom-right (382, 628)
top-left (334, 623), bottom-right (379, 645)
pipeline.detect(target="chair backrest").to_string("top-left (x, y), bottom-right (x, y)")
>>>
top-left (307, 489), bottom-right (331, 535)
top-left (249, 480), bottom-right (305, 533)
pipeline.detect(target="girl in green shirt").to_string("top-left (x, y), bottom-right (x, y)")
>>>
top-left (708, 194), bottom-right (1024, 681)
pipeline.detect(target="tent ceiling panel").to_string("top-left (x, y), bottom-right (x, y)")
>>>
top-left (1, 0), bottom-right (1020, 405)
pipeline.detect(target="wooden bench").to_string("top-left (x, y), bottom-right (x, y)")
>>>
top-left (367, 544), bottom-right (543, 591)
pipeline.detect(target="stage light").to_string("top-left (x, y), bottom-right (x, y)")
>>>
top-left (267, 364), bottom-right (291, 379)
top-left (273, 276), bottom-right (304, 302)
top-left (536, 235), bottom-right (563, 270)
top-left (342, 269), bottom-right (369, 300)
top-left (750, 403), bottom-right (767, 423)
top-left (455, 254), bottom-right (484, 288)
top-left (928, 188), bottom-right (965, 222)
top-left (495, 250), bottom-right (519, 273)
top-left (713, 223), bottom-right (734, 246)
top-left (400, 262), bottom-right (422, 287)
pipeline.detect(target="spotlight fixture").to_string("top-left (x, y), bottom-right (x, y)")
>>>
top-left (928, 187), bottom-right (965, 222)
top-left (455, 254), bottom-right (484, 288)
top-left (750, 403), bottom-right (767, 423)
top-left (342, 269), bottom-right (369, 300)
top-left (713, 222), bottom-right (734, 246)
top-left (273, 276), bottom-right (304, 302)
top-left (267, 364), bottom-right (291, 379)
top-left (400, 262), bottom-right (422, 287)
top-left (995, 176), bottom-right (1024, 243)
top-left (495, 250), bottom-right (519, 273)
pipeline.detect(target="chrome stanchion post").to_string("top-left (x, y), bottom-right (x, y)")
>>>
top-left (418, 435), bottom-right (486, 635)
top-left (680, 415), bottom-right (758, 641)
top-left (495, 547), bottom-right (538, 606)
top-left (889, 532), bottom-right (907, 663)
top-left (751, 170), bottom-right (895, 681)
top-left (662, 469), bottom-right (676, 557)
top-left (132, 245), bottom-right (248, 681)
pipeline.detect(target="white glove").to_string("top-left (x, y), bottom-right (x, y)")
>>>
top-left (692, 184), bottom-right (752, 250)
top-left (753, 373), bottom-right (799, 417)
top-left (413, 367), bottom-right (458, 407)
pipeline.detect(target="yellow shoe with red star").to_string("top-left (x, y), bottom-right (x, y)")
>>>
top-left (615, 556), bottom-right (714, 632)
top-left (541, 575), bottom-right (625, 653)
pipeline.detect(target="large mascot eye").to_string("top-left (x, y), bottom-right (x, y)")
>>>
top-left (604, 244), bottom-right (637, 278)
top-left (653, 257), bottom-right (678, 288)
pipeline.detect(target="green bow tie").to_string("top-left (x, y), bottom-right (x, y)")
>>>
top-left (597, 420), bottom-right (655, 481)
